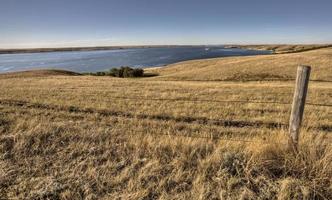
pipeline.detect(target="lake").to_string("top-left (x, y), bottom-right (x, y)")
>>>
top-left (0, 46), bottom-right (271, 73)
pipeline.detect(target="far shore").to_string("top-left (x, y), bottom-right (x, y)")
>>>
top-left (2, 44), bottom-right (332, 55)
top-left (0, 45), bottom-right (208, 54)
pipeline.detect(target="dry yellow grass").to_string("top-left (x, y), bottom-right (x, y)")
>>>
top-left (0, 48), bottom-right (331, 199)
top-left (149, 47), bottom-right (332, 81)
top-left (224, 44), bottom-right (332, 54)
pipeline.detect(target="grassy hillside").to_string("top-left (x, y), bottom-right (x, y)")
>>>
top-left (0, 48), bottom-right (331, 199)
top-left (149, 47), bottom-right (332, 81)
top-left (224, 44), bottom-right (332, 54)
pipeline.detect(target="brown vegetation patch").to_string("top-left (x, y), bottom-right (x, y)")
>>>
top-left (0, 69), bottom-right (81, 79)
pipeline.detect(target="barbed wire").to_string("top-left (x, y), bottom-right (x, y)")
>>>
top-left (125, 130), bottom-right (288, 145)
top-left (1, 99), bottom-right (331, 133)
top-left (152, 132), bottom-right (257, 143)
top-left (1, 99), bottom-right (330, 145)
top-left (105, 96), bottom-right (332, 108)
top-left (130, 131), bottom-right (331, 146)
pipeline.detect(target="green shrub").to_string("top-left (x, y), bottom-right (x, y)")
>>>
top-left (95, 71), bottom-right (106, 76)
top-left (132, 68), bottom-right (144, 77)
top-left (87, 67), bottom-right (145, 78)
top-left (109, 66), bottom-right (144, 78)
top-left (109, 68), bottom-right (122, 77)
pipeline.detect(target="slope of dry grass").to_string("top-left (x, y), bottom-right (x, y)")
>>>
top-left (148, 47), bottom-right (332, 81)
top-left (0, 48), bottom-right (331, 199)
top-left (224, 44), bottom-right (332, 54)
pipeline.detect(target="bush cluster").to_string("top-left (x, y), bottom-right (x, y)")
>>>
top-left (109, 67), bottom-right (144, 78)
top-left (85, 67), bottom-right (144, 78)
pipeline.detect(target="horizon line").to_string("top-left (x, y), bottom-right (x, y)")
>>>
top-left (1, 43), bottom-right (332, 50)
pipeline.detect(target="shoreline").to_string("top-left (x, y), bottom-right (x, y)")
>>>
top-left (0, 53), bottom-right (270, 74)
top-left (0, 46), bottom-right (271, 74)
top-left (1, 45), bottom-right (332, 82)
top-left (3, 45), bottom-right (331, 74)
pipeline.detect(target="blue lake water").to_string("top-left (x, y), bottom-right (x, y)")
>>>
top-left (0, 47), bottom-right (271, 73)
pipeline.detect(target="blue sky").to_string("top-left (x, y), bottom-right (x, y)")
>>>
top-left (1, 0), bottom-right (332, 48)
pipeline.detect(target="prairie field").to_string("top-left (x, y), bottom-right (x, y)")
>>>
top-left (0, 48), bottom-right (331, 199)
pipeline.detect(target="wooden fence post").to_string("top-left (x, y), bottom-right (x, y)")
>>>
top-left (288, 65), bottom-right (311, 151)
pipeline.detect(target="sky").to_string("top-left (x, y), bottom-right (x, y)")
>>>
top-left (0, 0), bottom-right (332, 48)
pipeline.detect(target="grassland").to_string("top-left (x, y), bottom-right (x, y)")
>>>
top-left (224, 44), bottom-right (332, 54)
top-left (0, 48), bottom-right (331, 199)
top-left (149, 47), bottom-right (332, 82)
